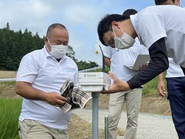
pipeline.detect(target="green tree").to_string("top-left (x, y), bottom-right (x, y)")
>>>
top-left (76, 60), bottom-right (98, 70)
top-left (66, 45), bottom-right (77, 62)
top-left (0, 23), bottom-right (98, 71)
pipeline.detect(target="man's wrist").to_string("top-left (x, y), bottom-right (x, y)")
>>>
top-left (39, 91), bottom-right (47, 101)
top-left (123, 82), bottom-right (130, 91)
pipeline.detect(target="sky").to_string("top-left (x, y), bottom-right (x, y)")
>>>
top-left (0, 0), bottom-right (185, 65)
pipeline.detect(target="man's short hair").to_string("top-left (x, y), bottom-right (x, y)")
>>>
top-left (122, 9), bottom-right (138, 17)
top-left (155, 0), bottom-right (175, 5)
top-left (97, 14), bottom-right (129, 46)
top-left (46, 23), bottom-right (67, 37)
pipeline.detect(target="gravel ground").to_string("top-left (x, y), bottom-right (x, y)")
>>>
top-left (73, 109), bottom-right (178, 139)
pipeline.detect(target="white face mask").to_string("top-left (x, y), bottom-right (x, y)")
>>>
top-left (47, 38), bottom-right (68, 59)
top-left (112, 26), bottom-right (135, 49)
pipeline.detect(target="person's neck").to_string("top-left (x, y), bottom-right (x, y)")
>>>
top-left (45, 45), bottom-right (50, 52)
top-left (56, 58), bottom-right (61, 62)
top-left (123, 19), bottom-right (137, 39)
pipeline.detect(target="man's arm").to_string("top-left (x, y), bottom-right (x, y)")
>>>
top-left (102, 38), bottom-right (169, 94)
top-left (15, 81), bottom-right (67, 106)
top-left (104, 56), bottom-right (111, 68)
top-left (157, 73), bottom-right (166, 97)
top-left (127, 38), bottom-right (169, 89)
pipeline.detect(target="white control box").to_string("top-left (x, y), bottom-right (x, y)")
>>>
top-left (78, 72), bottom-right (111, 92)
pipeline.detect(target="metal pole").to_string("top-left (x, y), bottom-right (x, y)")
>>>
top-left (92, 92), bottom-right (99, 139)
top-left (104, 117), bottom-right (109, 139)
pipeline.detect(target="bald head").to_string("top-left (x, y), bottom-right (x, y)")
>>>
top-left (46, 23), bottom-right (67, 38)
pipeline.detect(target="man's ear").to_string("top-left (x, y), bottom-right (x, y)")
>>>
top-left (44, 36), bottom-right (47, 41)
top-left (44, 36), bottom-right (51, 51)
top-left (111, 21), bottom-right (121, 29)
top-left (44, 36), bottom-right (48, 43)
top-left (177, 0), bottom-right (180, 6)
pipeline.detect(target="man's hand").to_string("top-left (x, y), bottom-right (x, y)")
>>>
top-left (138, 64), bottom-right (148, 71)
top-left (102, 71), bottom-right (130, 94)
top-left (157, 81), bottom-right (166, 97)
top-left (157, 73), bottom-right (166, 97)
top-left (44, 92), bottom-right (67, 107)
top-left (15, 81), bottom-right (67, 106)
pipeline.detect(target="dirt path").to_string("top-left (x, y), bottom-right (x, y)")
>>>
top-left (73, 109), bottom-right (178, 139)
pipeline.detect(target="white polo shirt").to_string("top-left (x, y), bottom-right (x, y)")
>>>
top-left (166, 58), bottom-right (184, 78)
top-left (167, 7), bottom-right (185, 78)
top-left (16, 46), bottom-right (78, 129)
top-left (130, 5), bottom-right (185, 67)
top-left (103, 39), bottom-right (149, 82)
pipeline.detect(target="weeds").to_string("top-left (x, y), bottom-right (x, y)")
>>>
top-left (0, 99), bottom-right (22, 139)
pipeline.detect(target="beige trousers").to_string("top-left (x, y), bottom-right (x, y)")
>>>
top-left (108, 88), bottom-right (142, 139)
top-left (18, 119), bottom-right (69, 139)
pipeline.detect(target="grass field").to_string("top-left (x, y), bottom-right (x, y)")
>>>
top-left (0, 99), bottom-right (21, 139)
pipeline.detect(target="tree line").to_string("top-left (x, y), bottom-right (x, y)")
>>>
top-left (0, 23), bottom-right (98, 71)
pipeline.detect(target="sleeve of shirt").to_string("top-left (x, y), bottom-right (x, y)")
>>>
top-left (16, 53), bottom-right (39, 83)
top-left (139, 44), bottom-right (149, 55)
top-left (127, 42), bottom-right (148, 60)
top-left (127, 38), bottom-right (169, 89)
top-left (103, 46), bottom-right (112, 58)
top-left (137, 12), bottom-right (167, 49)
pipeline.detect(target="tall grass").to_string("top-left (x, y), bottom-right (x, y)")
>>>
top-left (142, 77), bottom-right (158, 96)
top-left (143, 72), bottom-right (167, 96)
top-left (0, 99), bottom-right (22, 139)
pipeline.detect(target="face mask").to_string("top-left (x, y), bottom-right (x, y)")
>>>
top-left (112, 26), bottom-right (135, 49)
top-left (47, 38), bottom-right (68, 59)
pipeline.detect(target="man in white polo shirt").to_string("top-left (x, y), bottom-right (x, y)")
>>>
top-left (103, 41), bottom-right (148, 139)
top-left (97, 6), bottom-right (185, 97)
top-left (15, 23), bottom-right (78, 139)
top-left (103, 9), bottom-right (149, 139)
top-left (97, 5), bottom-right (185, 138)
top-left (155, 0), bottom-right (185, 138)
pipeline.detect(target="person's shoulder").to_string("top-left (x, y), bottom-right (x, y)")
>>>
top-left (142, 5), bottom-right (163, 10)
top-left (141, 5), bottom-right (176, 13)
top-left (65, 56), bottom-right (77, 66)
top-left (31, 49), bottom-right (43, 55)
top-left (139, 5), bottom-right (169, 15)
top-left (103, 46), bottom-right (113, 52)
top-left (22, 48), bottom-right (44, 61)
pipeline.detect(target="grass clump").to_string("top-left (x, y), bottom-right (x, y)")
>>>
top-left (0, 98), bottom-right (22, 139)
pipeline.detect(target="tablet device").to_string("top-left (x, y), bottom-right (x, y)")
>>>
top-left (126, 54), bottom-right (150, 71)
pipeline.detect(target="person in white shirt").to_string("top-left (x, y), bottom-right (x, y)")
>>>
top-left (97, 5), bottom-right (185, 138)
top-left (155, 0), bottom-right (185, 138)
top-left (103, 9), bottom-right (149, 139)
top-left (104, 43), bottom-right (148, 139)
top-left (15, 23), bottom-right (78, 139)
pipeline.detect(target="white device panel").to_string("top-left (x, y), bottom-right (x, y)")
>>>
top-left (78, 72), bottom-right (110, 92)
